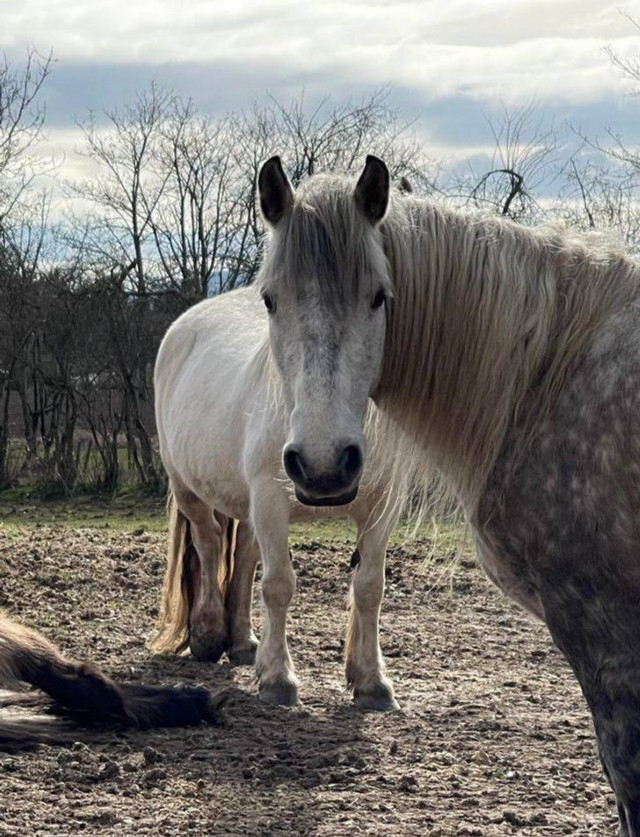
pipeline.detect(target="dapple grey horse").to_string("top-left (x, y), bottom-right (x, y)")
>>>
top-left (257, 153), bottom-right (640, 834)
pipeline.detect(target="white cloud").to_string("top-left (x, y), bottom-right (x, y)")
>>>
top-left (2, 0), bottom-right (640, 107)
top-left (5, 0), bottom-right (640, 195)
top-left (35, 127), bottom-right (92, 179)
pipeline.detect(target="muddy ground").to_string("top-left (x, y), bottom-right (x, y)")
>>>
top-left (0, 522), bottom-right (617, 835)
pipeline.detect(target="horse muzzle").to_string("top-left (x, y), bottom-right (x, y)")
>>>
top-left (283, 440), bottom-right (363, 507)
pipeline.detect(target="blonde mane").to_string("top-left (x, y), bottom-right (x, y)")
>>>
top-left (379, 195), bottom-right (640, 514)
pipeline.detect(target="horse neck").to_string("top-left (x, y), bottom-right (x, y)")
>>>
top-left (377, 199), bottom-right (640, 512)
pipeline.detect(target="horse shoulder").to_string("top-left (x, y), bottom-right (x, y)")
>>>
top-left (477, 302), bottom-right (640, 596)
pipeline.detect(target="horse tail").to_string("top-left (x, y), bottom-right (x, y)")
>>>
top-left (0, 611), bottom-right (222, 750)
top-left (150, 490), bottom-right (195, 654)
top-left (220, 515), bottom-right (237, 609)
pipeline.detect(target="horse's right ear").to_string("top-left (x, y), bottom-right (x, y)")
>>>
top-left (354, 155), bottom-right (390, 224)
top-left (259, 156), bottom-right (294, 226)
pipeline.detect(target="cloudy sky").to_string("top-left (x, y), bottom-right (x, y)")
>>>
top-left (3, 0), bottom-right (640, 184)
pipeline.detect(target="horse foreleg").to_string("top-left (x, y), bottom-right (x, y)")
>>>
top-left (540, 575), bottom-right (640, 836)
top-left (226, 522), bottom-right (260, 666)
top-left (251, 484), bottom-right (298, 706)
top-left (345, 516), bottom-right (398, 711)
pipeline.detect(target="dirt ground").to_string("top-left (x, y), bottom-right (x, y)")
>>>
top-left (0, 520), bottom-right (618, 836)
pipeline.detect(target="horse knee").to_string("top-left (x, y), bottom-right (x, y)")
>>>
top-left (262, 568), bottom-right (296, 610)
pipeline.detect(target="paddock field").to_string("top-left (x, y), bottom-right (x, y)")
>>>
top-left (0, 497), bottom-right (616, 835)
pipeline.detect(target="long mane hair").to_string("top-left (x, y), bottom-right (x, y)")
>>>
top-left (379, 195), bottom-right (640, 512)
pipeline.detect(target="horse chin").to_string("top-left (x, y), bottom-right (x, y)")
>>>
top-left (295, 485), bottom-right (359, 507)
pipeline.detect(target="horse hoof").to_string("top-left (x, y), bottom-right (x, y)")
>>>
top-left (258, 680), bottom-right (299, 707)
top-left (354, 685), bottom-right (400, 713)
top-left (228, 641), bottom-right (258, 666)
top-left (354, 694), bottom-right (400, 712)
top-left (189, 633), bottom-right (227, 663)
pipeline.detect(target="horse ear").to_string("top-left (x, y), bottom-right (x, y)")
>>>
top-left (259, 156), bottom-right (294, 226)
top-left (354, 155), bottom-right (390, 224)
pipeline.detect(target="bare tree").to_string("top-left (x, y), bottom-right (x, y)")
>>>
top-left (237, 89), bottom-right (437, 191)
top-left (559, 25), bottom-right (640, 252)
top-left (604, 11), bottom-right (640, 96)
top-left (556, 155), bottom-right (640, 254)
top-left (70, 82), bottom-right (175, 294)
top-left (1, 195), bottom-right (50, 465)
top-left (65, 85), bottom-right (181, 485)
top-left (451, 104), bottom-right (557, 222)
top-left (0, 49), bottom-right (52, 228)
top-left (0, 52), bottom-right (52, 487)
top-left (146, 100), bottom-right (252, 301)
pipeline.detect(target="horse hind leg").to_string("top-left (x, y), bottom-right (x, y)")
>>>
top-left (226, 521), bottom-right (260, 666)
top-left (176, 490), bottom-right (229, 662)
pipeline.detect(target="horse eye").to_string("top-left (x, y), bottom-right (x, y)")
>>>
top-left (263, 293), bottom-right (276, 314)
top-left (372, 290), bottom-right (386, 310)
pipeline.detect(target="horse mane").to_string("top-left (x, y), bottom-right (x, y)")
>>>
top-left (378, 195), bottom-right (640, 513)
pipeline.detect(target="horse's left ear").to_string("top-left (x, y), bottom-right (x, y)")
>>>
top-left (259, 156), bottom-right (294, 226)
top-left (354, 155), bottom-right (390, 224)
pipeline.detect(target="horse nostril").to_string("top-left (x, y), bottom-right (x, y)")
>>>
top-left (283, 446), bottom-right (308, 484)
top-left (337, 444), bottom-right (363, 481)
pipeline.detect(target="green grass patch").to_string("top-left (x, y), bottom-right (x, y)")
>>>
top-left (0, 489), bottom-right (167, 534)
top-left (290, 515), bottom-right (470, 557)
top-left (0, 491), bottom-right (471, 564)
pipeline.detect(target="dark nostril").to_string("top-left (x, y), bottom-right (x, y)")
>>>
top-left (337, 444), bottom-right (363, 481)
top-left (283, 446), bottom-right (307, 484)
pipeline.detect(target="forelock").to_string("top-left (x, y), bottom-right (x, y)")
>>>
top-left (258, 173), bottom-right (389, 306)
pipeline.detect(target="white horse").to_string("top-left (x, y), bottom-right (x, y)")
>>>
top-left (152, 288), bottom-right (410, 710)
top-left (256, 154), bottom-right (640, 833)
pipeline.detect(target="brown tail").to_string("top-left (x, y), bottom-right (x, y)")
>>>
top-left (150, 490), bottom-right (236, 655)
top-left (0, 610), bottom-right (224, 750)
